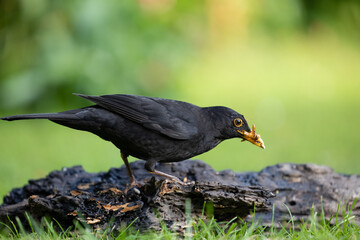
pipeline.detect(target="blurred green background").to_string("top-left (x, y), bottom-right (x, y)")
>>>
top-left (1, 0), bottom-right (360, 202)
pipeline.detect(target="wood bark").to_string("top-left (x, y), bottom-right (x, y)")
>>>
top-left (1, 160), bottom-right (359, 232)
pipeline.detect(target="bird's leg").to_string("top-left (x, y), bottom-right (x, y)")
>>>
top-left (120, 151), bottom-right (137, 187)
top-left (145, 160), bottom-right (184, 185)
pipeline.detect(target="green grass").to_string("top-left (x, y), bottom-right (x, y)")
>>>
top-left (0, 203), bottom-right (359, 239)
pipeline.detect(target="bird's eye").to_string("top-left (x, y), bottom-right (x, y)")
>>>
top-left (234, 118), bottom-right (243, 127)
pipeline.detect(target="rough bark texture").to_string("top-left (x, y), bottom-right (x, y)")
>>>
top-left (239, 163), bottom-right (360, 227)
top-left (1, 160), bottom-right (359, 232)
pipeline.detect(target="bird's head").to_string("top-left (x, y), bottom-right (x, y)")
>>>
top-left (208, 107), bottom-right (265, 149)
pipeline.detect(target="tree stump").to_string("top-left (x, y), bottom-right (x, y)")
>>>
top-left (1, 160), bottom-right (359, 232)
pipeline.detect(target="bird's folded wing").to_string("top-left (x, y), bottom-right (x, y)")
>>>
top-left (74, 94), bottom-right (198, 140)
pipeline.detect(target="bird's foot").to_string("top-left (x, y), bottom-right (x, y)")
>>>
top-left (150, 169), bottom-right (186, 185)
top-left (165, 176), bottom-right (185, 185)
top-left (124, 180), bottom-right (142, 194)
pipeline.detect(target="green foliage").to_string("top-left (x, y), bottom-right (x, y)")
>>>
top-left (0, 0), bottom-right (206, 110)
top-left (1, 0), bottom-right (359, 110)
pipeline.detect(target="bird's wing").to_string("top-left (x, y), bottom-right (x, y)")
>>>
top-left (74, 94), bottom-right (199, 140)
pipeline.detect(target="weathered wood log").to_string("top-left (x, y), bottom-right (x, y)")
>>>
top-left (1, 160), bottom-right (359, 232)
top-left (241, 163), bottom-right (360, 228)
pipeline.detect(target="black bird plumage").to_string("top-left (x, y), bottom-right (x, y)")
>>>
top-left (1, 93), bottom-right (265, 186)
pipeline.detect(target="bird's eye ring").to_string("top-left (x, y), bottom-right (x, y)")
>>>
top-left (234, 118), bottom-right (243, 127)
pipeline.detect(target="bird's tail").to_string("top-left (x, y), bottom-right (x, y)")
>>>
top-left (1, 113), bottom-right (77, 121)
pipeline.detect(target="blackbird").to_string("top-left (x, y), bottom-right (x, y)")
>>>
top-left (1, 93), bottom-right (265, 186)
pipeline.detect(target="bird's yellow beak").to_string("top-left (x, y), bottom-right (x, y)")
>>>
top-left (238, 124), bottom-right (265, 149)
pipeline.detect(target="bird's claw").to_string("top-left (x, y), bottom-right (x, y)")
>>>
top-left (161, 176), bottom-right (185, 185)
top-left (124, 181), bottom-right (142, 194)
